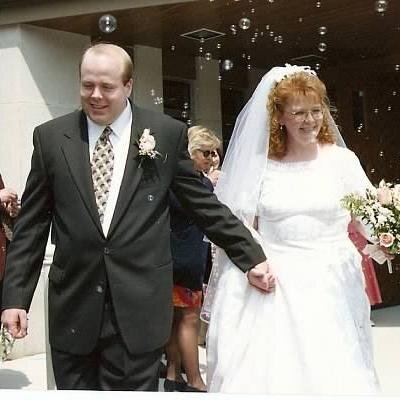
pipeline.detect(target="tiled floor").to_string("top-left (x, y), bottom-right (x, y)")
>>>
top-left (1, 306), bottom-right (399, 394)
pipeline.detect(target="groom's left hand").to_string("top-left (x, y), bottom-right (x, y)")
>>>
top-left (247, 261), bottom-right (276, 293)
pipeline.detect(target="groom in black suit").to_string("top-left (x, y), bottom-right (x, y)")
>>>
top-left (1, 44), bottom-right (273, 390)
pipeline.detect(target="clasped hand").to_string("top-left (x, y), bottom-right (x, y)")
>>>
top-left (1, 309), bottom-right (28, 339)
top-left (0, 188), bottom-right (20, 217)
top-left (247, 261), bottom-right (276, 293)
top-left (206, 167), bottom-right (221, 187)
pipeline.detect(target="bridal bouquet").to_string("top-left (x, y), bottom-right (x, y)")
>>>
top-left (0, 325), bottom-right (14, 362)
top-left (341, 180), bottom-right (400, 273)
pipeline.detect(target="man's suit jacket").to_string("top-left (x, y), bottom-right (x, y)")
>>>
top-left (2, 105), bottom-right (265, 355)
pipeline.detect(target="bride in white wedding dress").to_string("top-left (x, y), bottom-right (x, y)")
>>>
top-left (205, 66), bottom-right (380, 395)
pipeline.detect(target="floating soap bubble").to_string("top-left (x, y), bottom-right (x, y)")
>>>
top-left (239, 17), bottom-right (251, 30)
top-left (375, 0), bottom-right (388, 14)
top-left (98, 14), bottom-right (117, 33)
top-left (154, 96), bottom-right (163, 105)
top-left (222, 59), bottom-right (234, 71)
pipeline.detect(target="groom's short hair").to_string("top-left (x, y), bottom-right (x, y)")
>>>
top-left (79, 43), bottom-right (133, 84)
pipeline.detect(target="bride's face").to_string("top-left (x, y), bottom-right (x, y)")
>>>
top-left (278, 94), bottom-right (324, 148)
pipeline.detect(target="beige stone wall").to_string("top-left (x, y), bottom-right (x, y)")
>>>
top-left (133, 45), bottom-right (164, 112)
top-left (0, 24), bottom-right (90, 192)
top-left (193, 57), bottom-right (222, 137)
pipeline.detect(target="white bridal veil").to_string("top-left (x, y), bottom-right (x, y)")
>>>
top-left (201, 64), bottom-right (345, 322)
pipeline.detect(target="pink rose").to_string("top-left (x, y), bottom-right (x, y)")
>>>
top-left (377, 186), bottom-right (392, 205)
top-left (379, 232), bottom-right (395, 248)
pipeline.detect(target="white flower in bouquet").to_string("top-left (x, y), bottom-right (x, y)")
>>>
top-left (377, 182), bottom-right (393, 205)
top-left (376, 213), bottom-right (387, 226)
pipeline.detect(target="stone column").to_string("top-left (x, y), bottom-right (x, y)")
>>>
top-left (132, 45), bottom-right (164, 112)
top-left (0, 24), bottom-right (90, 191)
top-left (193, 56), bottom-right (222, 137)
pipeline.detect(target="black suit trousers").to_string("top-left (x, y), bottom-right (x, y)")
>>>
top-left (51, 298), bottom-right (162, 391)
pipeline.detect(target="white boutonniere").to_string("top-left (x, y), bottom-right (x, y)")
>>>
top-left (138, 128), bottom-right (160, 159)
top-left (137, 129), bottom-right (167, 168)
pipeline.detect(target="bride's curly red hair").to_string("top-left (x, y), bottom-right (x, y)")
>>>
top-left (268, 72), bottom-right (336, 159)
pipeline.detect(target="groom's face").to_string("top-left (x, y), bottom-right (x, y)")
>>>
top-left (80, 49), bottom-right (133, 126)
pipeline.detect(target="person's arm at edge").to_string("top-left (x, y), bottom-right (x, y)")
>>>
top-left (1, 127), bottom-right (53, 337)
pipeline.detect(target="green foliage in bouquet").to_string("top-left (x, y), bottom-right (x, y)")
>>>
top-left (0, 325), bottom-right (14, 362)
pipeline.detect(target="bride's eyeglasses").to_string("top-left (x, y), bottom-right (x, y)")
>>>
top-left (289, 108), bottom-right (324, 122)
top-left (199, 150), bottom-right (217, 158)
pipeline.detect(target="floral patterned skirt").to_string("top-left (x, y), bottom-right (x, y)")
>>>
top-left (172, 284), bottom-right (203, 308)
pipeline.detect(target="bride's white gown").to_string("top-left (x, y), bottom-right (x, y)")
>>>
top-left (207, 145), bottom-right (380, 395)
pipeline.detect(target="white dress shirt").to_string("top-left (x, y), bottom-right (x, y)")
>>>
top-left (87, 101), bottom-right (132, 237)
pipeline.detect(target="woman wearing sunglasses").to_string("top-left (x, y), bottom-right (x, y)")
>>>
top-left (164, 125), bottom-right (221, 392)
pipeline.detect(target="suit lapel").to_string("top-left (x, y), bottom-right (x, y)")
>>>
top-left (107, 105), bottom-right (144, 237)
top-left (61, 112), bottom-right (104, 236)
